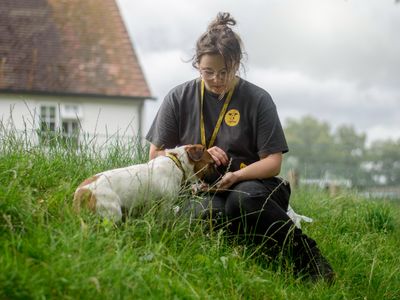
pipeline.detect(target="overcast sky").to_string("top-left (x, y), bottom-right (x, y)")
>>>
top-left (116, 0), bottom-right (400, 144)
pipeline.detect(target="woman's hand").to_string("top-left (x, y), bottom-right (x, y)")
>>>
top-left (207, 146), bottom-right (229, 166)
top-left (216, 171), bottom-right (241, 190)
top-left (215, 153), bottom-right (283, 190)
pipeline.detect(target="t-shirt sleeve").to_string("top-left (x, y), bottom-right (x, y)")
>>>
top-left (145, 92), bottom-right (179, 149)
top-left (256, 96), bottom-right (289, 157)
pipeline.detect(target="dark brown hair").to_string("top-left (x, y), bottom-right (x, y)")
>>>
top-left (192, 12), bottom-right (244, 74)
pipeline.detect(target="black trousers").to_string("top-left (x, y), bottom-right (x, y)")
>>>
top-left (192, 177), bottom-right (317, 258)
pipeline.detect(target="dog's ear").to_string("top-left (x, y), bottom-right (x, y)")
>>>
top-left (186, 145), bottom-right (205, 162)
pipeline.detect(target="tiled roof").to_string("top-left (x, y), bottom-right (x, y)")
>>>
top-left (0, 0), bottom-right (152, 98)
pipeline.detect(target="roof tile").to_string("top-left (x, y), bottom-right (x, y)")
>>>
top-left (0, 0), bottom-right (152, 98)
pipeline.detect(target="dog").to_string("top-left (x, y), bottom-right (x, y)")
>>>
top-left (73, 144), bottom-right (216, 221)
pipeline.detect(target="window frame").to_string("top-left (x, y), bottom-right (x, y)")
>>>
top-left (38, 103), bottom-right (82, 147)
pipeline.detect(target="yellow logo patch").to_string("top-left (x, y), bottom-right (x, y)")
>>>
top-left (240, 163), bottom-right (247, 169)
top-left (224, 109), bottom-right (240, 127)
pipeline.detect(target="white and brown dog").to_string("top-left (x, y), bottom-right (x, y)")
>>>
top-left (73, 144), bottom-right (216, 221)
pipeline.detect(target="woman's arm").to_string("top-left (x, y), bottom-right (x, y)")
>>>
top-left (149, 143), bottom-right (166, 160)
top-left (216, 152), bottom-right (282, 190)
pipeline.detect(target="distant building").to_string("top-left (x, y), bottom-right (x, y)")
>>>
top-left (0, 0), bottom-right (153, 147)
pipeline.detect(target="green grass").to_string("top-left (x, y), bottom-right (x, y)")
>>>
top-left (1, 125), bottom-right (400, 299)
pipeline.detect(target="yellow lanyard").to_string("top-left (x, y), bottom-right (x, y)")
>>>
top-left (200, 79), bottom-right (236, 148)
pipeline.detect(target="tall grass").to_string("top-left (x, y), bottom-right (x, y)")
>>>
top-left (1, 123), bottom-right (400, 299)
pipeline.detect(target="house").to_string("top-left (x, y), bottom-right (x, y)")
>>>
top-left (0, 0), bottom-right (153, 147)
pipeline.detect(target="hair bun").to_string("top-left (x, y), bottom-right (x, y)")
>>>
top-left (207, 12), bottom-right (236, 31)
top-left (192, 12), bottom-right (243, 73)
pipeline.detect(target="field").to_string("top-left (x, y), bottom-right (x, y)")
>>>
top-left (1, 127), bottom-right (399, 299)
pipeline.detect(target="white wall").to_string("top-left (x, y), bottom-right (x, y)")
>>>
top-left (0, 93), bottom-right (142, 147)
top-left (80, 99), bottom-right (141, 146)
top-left (0, 95), bottom-right (38, 129)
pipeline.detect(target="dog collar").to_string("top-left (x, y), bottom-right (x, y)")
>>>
top-left (166, 152), bottom-right (186, 181)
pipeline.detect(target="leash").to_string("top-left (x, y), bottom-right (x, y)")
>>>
top-left (166, 152), bottom-right (186, 182)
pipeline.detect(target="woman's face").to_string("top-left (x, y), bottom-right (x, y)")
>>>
top-left (198, 54), bottom-right (236, 95)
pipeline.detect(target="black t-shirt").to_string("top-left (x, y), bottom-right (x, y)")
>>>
top-left (146, 77), bottom-right (288, 171)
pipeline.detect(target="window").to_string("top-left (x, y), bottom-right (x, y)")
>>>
top-left (39, 105), bottom-right (57, 144)
top-left (38, 103), bottom-right (81, 147)
top-left (61, 119), bottom-right (80, 146)
top-left (60, 104), bottom-right (81, 146)
top-left (61, 104), bottom-right (82, 119)
top-left (62, 120), bottom-right (79, 136)
top-left (40, 105), bottom-right (56, 132)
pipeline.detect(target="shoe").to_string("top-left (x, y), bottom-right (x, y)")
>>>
top-left (305, 247), bottom-right (336, 284)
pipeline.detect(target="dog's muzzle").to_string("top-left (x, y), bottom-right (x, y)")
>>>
top-left (203, 164), bottom-right (225, 184)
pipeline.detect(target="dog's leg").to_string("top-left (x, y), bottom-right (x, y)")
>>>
top-left (94, 189), bottom-right (123, 222)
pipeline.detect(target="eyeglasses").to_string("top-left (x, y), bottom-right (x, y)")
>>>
top-left (200, 68), bottom-right (228, 80)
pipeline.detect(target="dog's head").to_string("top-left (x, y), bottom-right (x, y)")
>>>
top-left (184, 144), bottom-right (219, 181)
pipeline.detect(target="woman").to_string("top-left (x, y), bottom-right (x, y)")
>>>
top-left (146, 12), bottom-right (334, 283)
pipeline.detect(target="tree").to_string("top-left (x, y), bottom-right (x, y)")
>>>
top-left (284, 115), bottom-right (336, 178)
top-left (366, 139), bottom-right (400, 186)
top-left (333, 125), bottom-right (368, 186)
top-left (283, 116), bottom-right (370, 187)
top-left (283, 116), bottom-right (400, 189)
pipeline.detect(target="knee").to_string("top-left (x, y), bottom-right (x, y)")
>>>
top-left (224, 180), bottom-right (278, 218)
top-left (225, 183), bottom-right (256, 217)
top-left (190, 195), bottom-right (225, 221)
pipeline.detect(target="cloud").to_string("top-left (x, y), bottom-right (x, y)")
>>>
top-left (141, 50), bottom-right (197, 130)
top-left (247, 67), bottom-right (400, 143)
top-left (238, 1), bottom-right (400, 84)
